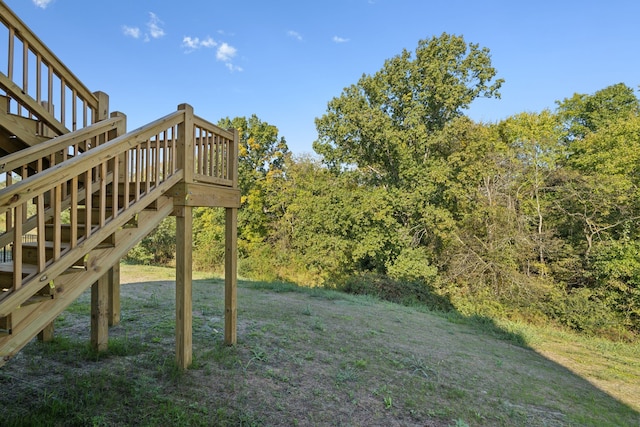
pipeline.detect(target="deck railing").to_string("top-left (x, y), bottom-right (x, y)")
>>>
top-left (0, 104), bottom-right (237, 316)
top-left (0, 0), bottom-right (104, 134)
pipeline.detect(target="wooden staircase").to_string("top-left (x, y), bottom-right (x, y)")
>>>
top-left (0, 1), bottom-right (240, 369)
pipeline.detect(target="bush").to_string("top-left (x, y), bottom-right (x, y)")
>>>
top-left (336, 272), bottom-right (453, 312)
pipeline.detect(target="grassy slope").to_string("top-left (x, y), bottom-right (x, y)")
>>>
top-left (0, 265), bottom-right (638, 427)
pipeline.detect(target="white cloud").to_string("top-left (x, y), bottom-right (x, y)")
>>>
top-left (287, 30), bottom-right (303, 41)
top-left (182, 36), bottom-right (217, 53)
top-left (32, 0), bottom-right (52, 9)
top-left (200, 37), bottom-right (217, 48)
top-left (147, 12), bottom-right (165, 39)
top-left (122, 26), bottom-right (141, 39)
top-left (332, 35), bottom-right (349, 43)
top-left (215, 43), bottom-right (242, 72)
top-left (216, 43), bottom-right (237, 62)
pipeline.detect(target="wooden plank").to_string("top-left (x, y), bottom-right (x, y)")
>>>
top-left (108, 263), bottom-right (120, 326)
top-left (172, 182), bottom-right (240, 208)
top-left (91, 274), bottom-right (108, 352)
top-left (175, 205), bottom-right (193, 369)
top-left (193, 174), bottom-right (234, 187)
top-left (0, 111), bottom-right (48, 147)
top-left (224, 207), bottom-right (238, 345)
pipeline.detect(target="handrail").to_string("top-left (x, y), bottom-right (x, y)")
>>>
top-left (0, 104), bottom-right (238, 315)
top-left (0, 1), bottom-right (103, 132)
top-left (0, 114), bottom-right (125, 175)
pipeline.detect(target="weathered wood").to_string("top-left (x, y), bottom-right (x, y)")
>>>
top-left (91, 274), bottom-right (108, 352)
top-left (225, 207), bottom-right (238, 345)
top-left (175, 206), bottom-right (193, 369)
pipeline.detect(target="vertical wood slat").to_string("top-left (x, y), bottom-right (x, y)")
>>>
top-left (84, 169), bottom-right (92, 238)
top-left (135, 144), bottom-right (141, 202)
top-left (59, 76), bottom-right (65, 130)
top-left (155, 134), bottom-right (161, 187)
top-left (123, 149), bottom-right (130, 210)
top-left (8, 27), bottom-right (14, 81)
top-left (145, 139), bottom-right (151, 194)
top-left (52, 185), bottom-right (61, 260)
top-left (36, 53), bottom-right (41, 104)
top-left (99, 161), bottom-right (107, 227)
top-left (112, 156), bottom-right (119, 220)
top-left (172, 125), bottom-right (177, 175)
top-left (70, 176), bottom-right (78, 249)
top-left (12, 204), bottom-right (22, 290)
top-left (36, 194), bottom-right (45, 271)
top-left (6, 173), bottom-right (12, 232)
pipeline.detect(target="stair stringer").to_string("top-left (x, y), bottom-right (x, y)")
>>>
top-left (0, 194), bottom-right (176, 366)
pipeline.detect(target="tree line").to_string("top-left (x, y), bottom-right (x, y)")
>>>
top-left (128, 33), bottom-right (640, 340)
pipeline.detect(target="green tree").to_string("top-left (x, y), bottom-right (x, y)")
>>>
top-left (314, 32), bottom-right (503, 186)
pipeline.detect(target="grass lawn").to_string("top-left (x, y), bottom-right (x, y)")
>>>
top-left (0, 264), bottom-right (638, 426)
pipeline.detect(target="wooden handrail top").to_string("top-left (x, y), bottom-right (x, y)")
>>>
top-left (0, 0), bottom-right (98, 111)
top-left (0, 109), bottom-right (184, 213)
top-left (0, 114), bottom-right (125, 174)
top-left (193, 116), bottom-right (235, 140)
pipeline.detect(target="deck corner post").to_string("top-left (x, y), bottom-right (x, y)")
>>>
top-left (224, 206), bottom-right (238, 345)
top-left (176, 205), bottom-right (193, 369)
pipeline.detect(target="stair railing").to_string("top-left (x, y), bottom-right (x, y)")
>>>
top-left (0, 0), bottom-right (106, 135)
top-left (0, 113), bottom-right (126, 252)
top-left (0, 104), bottom-right (238, 318)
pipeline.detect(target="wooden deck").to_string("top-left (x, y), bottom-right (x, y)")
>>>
top-left (0, 0), bottom-right (239, 369)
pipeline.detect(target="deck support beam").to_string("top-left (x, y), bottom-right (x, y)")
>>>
top-left (225, 207), bottom-right (238, 345)
top-left (108, 263), bottom-right (120, 326)
top-left (91, 274), bottom-right (109, 352)
top-left (175, 206), bottom-right (193, 370)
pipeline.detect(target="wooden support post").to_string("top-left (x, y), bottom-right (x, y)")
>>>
top-left (91, 275), bottom-right (109, 352)
top-left (93, 91), bottom-right (109, 122)
top-left (108, 263), bottom-right (120, 326)
top-left (225, 207), bottom-right (238, 345)
top-left (175, 206), bottom-right (193, 369)
top-left (37, 322), bottom-right (54, 342)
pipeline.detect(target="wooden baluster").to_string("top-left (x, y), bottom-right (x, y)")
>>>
top-left (12, 204), bottom-right (22, 290)
top-left (70, 176), bottom-right (78, 249)
top-left (36, 194), bottom-right (45, 271)
top-left (145, 139), bottom-right (151, 194)
top-left (99, 161), bottom-right (107, 228)
top-left (112, 156), bottom-right (119, 220)
top-left (135, 143), bottom-right (141, 202)
top-left (155, 133), bottom-right (161, 187)
top-left (52, 184), bottom-right (61, 260)
top-left (84, 169), bottom-right (92, 238)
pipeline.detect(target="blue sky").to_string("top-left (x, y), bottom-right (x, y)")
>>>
top-left (5, 0), bottom-right (640, 154)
